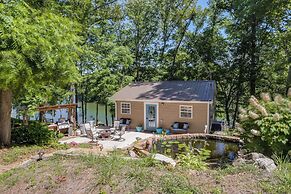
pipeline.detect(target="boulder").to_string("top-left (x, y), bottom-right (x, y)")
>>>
top-left (131, 146), bottom-right (150, 157)
top-left (245, 152), bottom-right (265, 160)
top-left (152, 154), bottom-right (176, 167)
top-left (128, 150), bottom-right (137, 158)
top-left (232, 152), bottom-right (277, 173)
top-left (255, 158), bottom-right (277, 173)
top-left (232, 157), bottom-right (246, 166)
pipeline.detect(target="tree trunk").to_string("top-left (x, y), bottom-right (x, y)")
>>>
top-left (249, 14), bottom-right (258, 96)
top-left (111, 114), bottom-right (114, 126)
top-left (224, 98), bottom-right (231, 126)
top-left (232, 62), bottom-right (244, 128)
top-left (105, 103), bottom-right (108, 126)
top-left (0, 89), bottom-right (12, 146)
top-left (75, 84), bottom-right (78, 123)
top-left (286, 66), bottom-right (291, 93)
top-left (81, 94), bottom-right (85, 123)
top-left (23, 110), bottom-right (29, 125)
top-left (84, 101), bottom-right (87, 122)
top-left (84, 81), bottom-right (88, 122)
top-left (170, 14), bottom-right (194, 79)
top-left (39, 111), bottom-right (44, 122)
top-left (95, 102), bottom-right (99, 123)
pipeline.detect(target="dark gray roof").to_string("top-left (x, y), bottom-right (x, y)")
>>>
top-left (112, 80), bottom-right (216, 102)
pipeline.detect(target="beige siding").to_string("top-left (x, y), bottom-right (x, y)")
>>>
top-left (116, 101), bottom-right (144, 129)
top-left (158, 102), bottom-right (208, 133)
top-left (116, 100), bottom-right (209, 133)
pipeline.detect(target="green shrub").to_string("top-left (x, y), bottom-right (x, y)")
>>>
top-left (11, 122), bottom-right (56, 145)
top-left (177, 148), bottom-right (210, 170)
top-left (238, 92), bottom-right (291, 155)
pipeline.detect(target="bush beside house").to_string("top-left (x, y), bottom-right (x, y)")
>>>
top-left (238, 90), bottom-right (291, 155)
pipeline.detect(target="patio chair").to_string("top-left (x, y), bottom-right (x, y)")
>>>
top-left (79, 124), bottom-right (87, 135)
top-left (57, 120), bottom-right (70, 134)
top-left (111, 126), bottom-right (126, 141)
top-left (119, 118), bottom-right (131, 130)
top-left (110, 120), bottom-right (120, 133)
top-left (84, 123), bottom-right (99, 142)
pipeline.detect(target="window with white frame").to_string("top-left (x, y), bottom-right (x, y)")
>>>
top-left (121, 102), bottom-right (131, 114)
top-left (180, 105), bottom-right (192, 118)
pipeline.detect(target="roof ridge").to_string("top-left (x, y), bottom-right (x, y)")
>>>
top-left (113, 80), bottom-right (215, 101)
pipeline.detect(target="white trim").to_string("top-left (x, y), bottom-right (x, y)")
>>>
top-left (144, 102), bottom-right (159, 130)
top-left (114, 99), bottom-right (211, 104)
top-left (179, 105), bottom-right (193, 119)
top-left (114, 102), bottom-right (117, 120)
top-left (120, 102), bottom-right (131, 115)
top-left (207, 102), bottom-right (210, 133)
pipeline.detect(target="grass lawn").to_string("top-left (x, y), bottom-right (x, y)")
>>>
top-left (0, 151), bottom-right (290, 194)
top-left (0, 144), bottom-right (69, 166)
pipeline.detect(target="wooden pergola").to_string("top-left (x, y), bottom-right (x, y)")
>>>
top-left (38, 103), bottom-right (78, 129)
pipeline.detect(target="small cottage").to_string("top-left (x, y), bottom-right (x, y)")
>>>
top-left (111, 80), bottom-right (216, 133)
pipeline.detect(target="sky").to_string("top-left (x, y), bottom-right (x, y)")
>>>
top-left (197, 0), bottom-right (209, 9)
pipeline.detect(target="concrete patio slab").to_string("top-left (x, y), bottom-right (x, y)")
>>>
top-left (59, 132), bottom-right (154, 150)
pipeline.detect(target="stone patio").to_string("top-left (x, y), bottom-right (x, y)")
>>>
top-left (59, 132), bottom-right (154, 151)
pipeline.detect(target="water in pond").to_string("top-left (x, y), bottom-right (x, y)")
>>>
top-left (152, 138), bottom-right (240, 163)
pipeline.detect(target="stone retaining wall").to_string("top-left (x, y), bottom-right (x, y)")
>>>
top-left (140, 133), bottom-right (243, 145)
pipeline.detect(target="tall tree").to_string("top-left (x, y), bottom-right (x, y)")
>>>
top-left (53, 0), bottom-right (127, 122)
top-left (125, 0), bottom-right (159, 81)
top-left (0, 1), bottom-right (81, 146)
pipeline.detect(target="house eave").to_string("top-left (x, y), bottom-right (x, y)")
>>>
top-left (113, 99), bottom-right (213, 104)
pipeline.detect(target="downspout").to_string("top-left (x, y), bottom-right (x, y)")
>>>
top-left (114, 101), bottom-right (117, 121)
top-left (206, 102), bottom-right (210, 133)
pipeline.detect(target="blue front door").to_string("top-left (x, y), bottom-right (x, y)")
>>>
top-left (145, 104), bottom-right (157, 130)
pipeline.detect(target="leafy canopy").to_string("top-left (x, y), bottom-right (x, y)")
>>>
top-left (0, 1), bottom-right (81, 106)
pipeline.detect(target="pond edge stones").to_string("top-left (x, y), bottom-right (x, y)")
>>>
top-left (233, 152), bottom-right (277, 173)
top-left (152, 153), bottom-right (176, 167)
top-left (130, 133), bottom-right (242, 167)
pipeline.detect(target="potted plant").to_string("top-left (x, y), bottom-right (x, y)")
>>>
top-left (156, 126), bottom-right (163, 134)
top-left (165, 128), bottom-right (171, 135)
top-left (136, 124), bottom-right (143, 132)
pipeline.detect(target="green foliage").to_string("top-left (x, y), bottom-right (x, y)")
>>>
top-left (0, 1), bottom-right (82, 134)
top-left (0, 143), bottom-right (68, 165)
top-left (140, 155), bottom-right (162, 167)
top-left (78, 143), bottom-right (92, 149)
top-left (260, 157), bottom-right (291, 193)
top-left (272, 153), bottom-right (291, 166)
top-left (11, 122), bottom-right (56, 145)
top-left (1, 0), bottom-right (290, 148)
top-left (217, 164), bottom-right (258, 176)
top-left (126, 165), bottom-right (153, 192)
top-left (160, 174), bottom-right (200, 194)
top-left (0, 1), bottom-right (81, 93)
top-left (0, 168), bottom-right (19, 188)
top-left (2, 153), bottom-right (290, 193)
top-left (211, 187), bottom-right (223, 194)
top-left (177, 148), bottom-right (211, 170)
top-left (238, 93), bottom-right (291, 155)
top-left (0, 145), bottom-right (43, 165)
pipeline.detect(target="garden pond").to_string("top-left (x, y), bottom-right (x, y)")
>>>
top-left (152, 137), bottom-right (241, 164)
